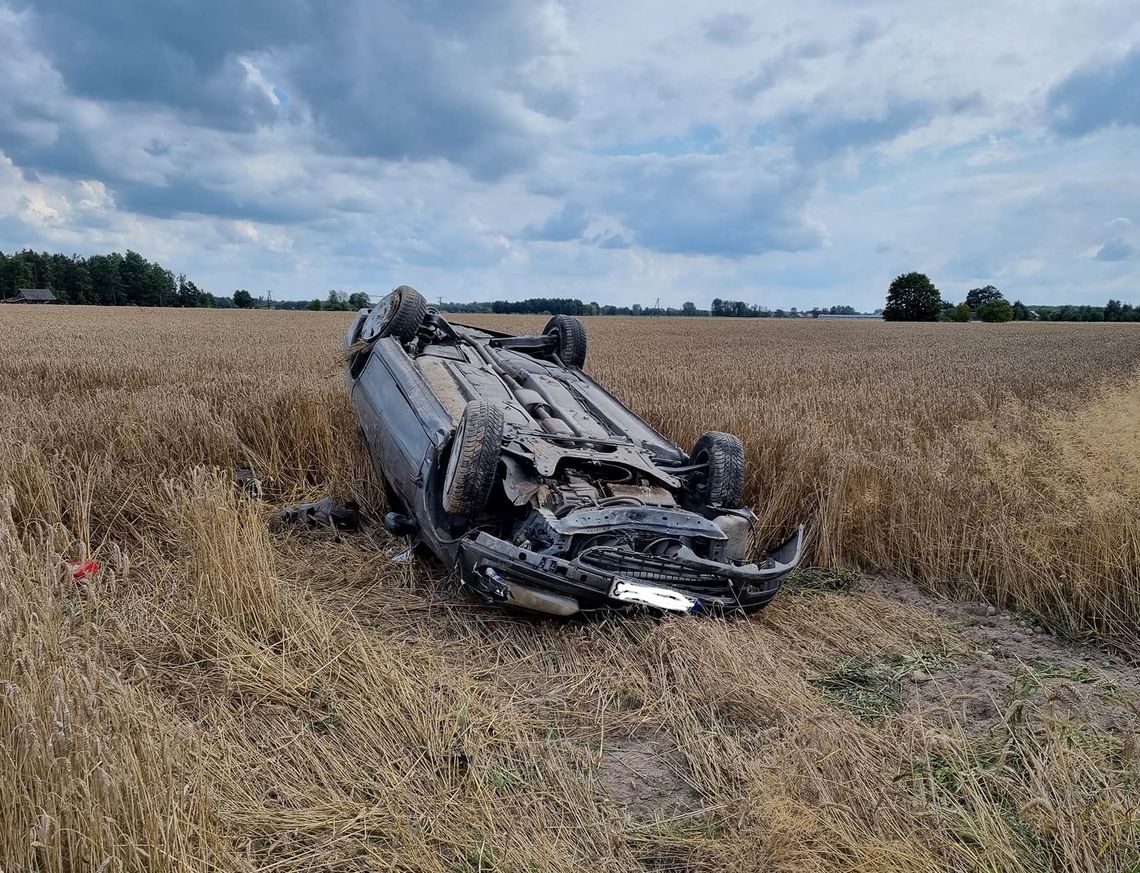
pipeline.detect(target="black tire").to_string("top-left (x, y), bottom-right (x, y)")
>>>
top-left (689, 431), bottom-right (745, 509)
top-left (442, 401), bottom-right (504, 516)
top-left (544, 315), bottom-right (587, 368)
top-left (361, 285), bottom-right (428, 343)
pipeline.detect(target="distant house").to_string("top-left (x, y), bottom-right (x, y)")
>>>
top-left (2, 288), bottom-right (58, 304)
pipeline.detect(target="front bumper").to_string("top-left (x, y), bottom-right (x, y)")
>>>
top-left (456, 525), bottom-right (803, 615)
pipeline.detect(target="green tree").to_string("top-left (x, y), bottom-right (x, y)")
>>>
top-left (681, 301), bottom-right (697, 316)
top-left (148, 262), bottom-right (176, 306)
top-left (966, 285), bottom-right (1003, 311)
top-left (233, 289), bottom-right (255, 309)
top-left (120, 250), bottom-right (150, 305)
top-left (175, 275), bottom-right (205, 307)
top-left (347, 291), bottom-right (371, 310)
top-left (883, 272), bottom-right (941, 321)
top-left (88, 254), bottom-right (124, 305)
top-left (1, 252), bottom-right (33, 297)
top-left (977, 299), bottom-right (1014, 323)
top-left (944, 302), bottom-right (971, 322)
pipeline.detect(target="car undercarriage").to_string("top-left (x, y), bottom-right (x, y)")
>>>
top-left (345, 286), bottom-right (802, 615)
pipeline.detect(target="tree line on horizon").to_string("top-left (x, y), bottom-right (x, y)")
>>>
top-left (0, 249), bottom-right (378, 312)
top-left (3, 249), bottom-right (1136, 322)
top-left (439, 299), bottom-right (862, 317)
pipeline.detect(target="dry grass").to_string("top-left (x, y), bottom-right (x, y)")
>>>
top-left (1, 306), bottom-right (1138, 872)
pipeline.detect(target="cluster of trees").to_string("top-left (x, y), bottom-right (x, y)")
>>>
top-left (267, 290), bottom-right (372, 311)
top-left (437, 298), bottom-right (864, 318)
top-left (936, 285), bottom-right (1017, 323)
top-left (1031, 301), bottom-right (1140, 322)
top-left (461, 298), bottom-right (707, 316)
top-left (1, 248), bottom-right (218, 307)
top-left (491, 298), bottom-right (596, 315)
top-left (711, 301), bottom-right (860, 317)
top-left (881, 274), bottom-right (1140, 324)
top-left (0, 250), bottom-right (381, 312)
top-left (885, 275), bottom-right (1019, 323)
top-left (444, 299), bottom-right (698, 316)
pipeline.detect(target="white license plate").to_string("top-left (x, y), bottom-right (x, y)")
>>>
top-left (611, 579), bottom-right (697, 612)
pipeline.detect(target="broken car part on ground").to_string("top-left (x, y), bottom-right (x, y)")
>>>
top-left (344, 286), bottom-right (802, 615)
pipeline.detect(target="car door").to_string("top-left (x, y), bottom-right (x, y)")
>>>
top-left (350, 338), bottom-right (450, 508)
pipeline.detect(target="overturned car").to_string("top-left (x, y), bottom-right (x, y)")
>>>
top-left (345, 286), bottom-right (802, 615)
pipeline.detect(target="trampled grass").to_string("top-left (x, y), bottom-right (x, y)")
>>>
top-left (2, 306), bottom-right (1138, 872)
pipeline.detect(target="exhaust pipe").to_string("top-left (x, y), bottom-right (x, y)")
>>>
top-left (467, 341), bottom-right (575, 436)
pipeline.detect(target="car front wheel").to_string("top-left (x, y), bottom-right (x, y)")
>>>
top-left (688, 431), bottom-right (745, 509)
top-left (361, 285), bottom-right (428, 343)
top-left (543, 314), bottom-right (587, 368)
top-left (442, 401), bottom-right (504, 517)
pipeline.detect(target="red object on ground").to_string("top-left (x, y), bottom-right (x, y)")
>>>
top-left (69, 559), bottom-right (101, 579)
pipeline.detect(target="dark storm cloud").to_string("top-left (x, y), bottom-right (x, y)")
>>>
top-left (11, 0), bottom-right (579, 177)
top-left (0, 116), bottom-right (102, 182)
top-left (18, 0), bottom-right (293, 131)
top-left (1047, 45), bottom-right (1140, 136)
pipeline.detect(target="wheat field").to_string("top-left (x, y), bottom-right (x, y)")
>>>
top-left (2, 306), bottom-right (1138, 873)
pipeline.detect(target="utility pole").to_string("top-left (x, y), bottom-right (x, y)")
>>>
top-left (266, 289), bottom-right (274, 310)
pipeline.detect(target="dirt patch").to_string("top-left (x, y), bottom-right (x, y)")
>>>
top-left (598, 732), bottom-right (700, 820)
top-left (872, 578), bottom-right (1140, 735)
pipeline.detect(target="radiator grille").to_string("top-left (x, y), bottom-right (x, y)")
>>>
top-left (577, 547), bottom-right (728, 590)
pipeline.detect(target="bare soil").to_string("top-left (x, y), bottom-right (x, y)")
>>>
top-left (597, 731), bottom-right (701, 821)
top-left (875, 577), bottom-right (1139, 736)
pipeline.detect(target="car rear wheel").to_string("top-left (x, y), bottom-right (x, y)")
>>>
top-left (689, 431), bottom-right (745, 509)
top-left (442, 400), bottom-right (504, 517)
top-left (544, 314), bottom-right (587, 368)
top-left (361, 285), bottom-right (428, 343)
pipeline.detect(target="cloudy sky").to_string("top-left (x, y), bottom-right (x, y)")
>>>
top-left (1, 1), bottom-right (1137, 309)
